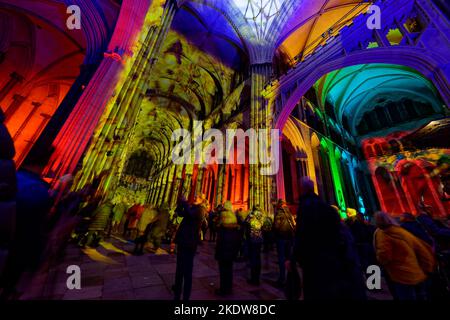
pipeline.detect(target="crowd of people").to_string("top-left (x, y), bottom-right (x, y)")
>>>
top-left (166, 177), bottom-right (450, 301)
top-left (1, 162), bottom-right (449, 302)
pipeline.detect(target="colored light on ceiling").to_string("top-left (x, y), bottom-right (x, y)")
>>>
top-left (233, 0), bottom-right (286, 40)
top-left (315, 63), bottom-right (442, 134)
top-left (279, 0), bottom-right (372, 60)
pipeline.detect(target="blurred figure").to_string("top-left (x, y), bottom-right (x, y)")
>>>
top-left (208, 205), bottom-right (221, 242)
top-left (199, 194), bottom-right (209, 242)
top-left (1, 170), bottom-right (53, 298)
top-left (111, 198), bottom-right (128, 234)
top-left (236, 208), bottom-right (249, 261)
top-left (400, 212), bottom-right (435, 248)
top-left (347, 212), bottom-right (376, 272)
top-left (289, 177), bottom-right (366, 300)
top-left (273, 199), bottom-right (295, 287)
top-left (0, 108), bottom-right (17, 291)
top-left (245, 205), bottom-right (264, 285)
top-left (215, 201), bottom-right (241, 296)
top-left (148, 203), bottom-right (171, 252)
top-left (85, 200), bottom-right (113, 247)
top-left (374, 211), bottom-right (436, 300)
top-left (173, 196), bottom-right (205, 301)
top-left (416, 204), bottom-right (450, 250)
top-left (262, 213), bottom-right (274, 253)
top-left (134, 204), bottom-right (158, 255)
top-left (123, 203), bottom-right (144, 239)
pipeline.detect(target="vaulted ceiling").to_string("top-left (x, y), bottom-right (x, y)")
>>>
top-left (314, 64), bottom-right (444, 136)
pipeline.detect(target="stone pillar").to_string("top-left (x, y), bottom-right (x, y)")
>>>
top-left (249, 62), bottom-right (273, 213)
top-left (74, 0), bottom-right (178, 192)
top-left (215, 163), bottom-right (225, 205)
top-left (42, 0), bottom-right (152, 183)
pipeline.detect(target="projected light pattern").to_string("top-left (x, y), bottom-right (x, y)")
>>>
top-left (234, 0), bottom-right (285, 40)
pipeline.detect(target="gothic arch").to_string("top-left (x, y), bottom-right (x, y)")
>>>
top-left (275, 47), bottom-right (450, 131)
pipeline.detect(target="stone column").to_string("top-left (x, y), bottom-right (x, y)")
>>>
top-left (215, 163), bottom-right (225, 206)
top-left (249, 62), bottom-right (273, 213)
top-left (74, 0), bottom-right (178, 192)
top-left (42, 0), bottom-right (152, 183)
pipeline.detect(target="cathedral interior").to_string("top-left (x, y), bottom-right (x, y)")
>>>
top-left (0, 0), bottom-right (449, 301)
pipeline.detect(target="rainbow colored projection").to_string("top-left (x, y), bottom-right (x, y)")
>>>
top-left (1, 0), bottom-right (449, 220)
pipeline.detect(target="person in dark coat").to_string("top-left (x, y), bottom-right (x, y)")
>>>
top-left (400, 212), bottom-right (435, 248)
top-left (245, 205), bottom-right (264, 285)
top-left (346, 212), bottom-right (376, 272)
top-left (273, 199), bottom-right (296, 286)
top-left (173, 196), bottom-right (205, 301)
top-left (214, 201), bottom-right (241, 296)
top-left (288, 177), bottom-right (366, 300)
top-left (416, 206), bottom-right (450, 250)
top-left (208, 206), bottom-right (221, 242)
top-left (1, 170), bottom-right (53, 298)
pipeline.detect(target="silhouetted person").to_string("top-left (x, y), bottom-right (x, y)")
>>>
top-left (208, 206), bottom-right (221, 242)
top-left (215, 201), bottom-right (241, 296)
top-left (347, 212), bottom-right (376, 272)
top-left (134, 205), bottom-right (158, 255)
top-left (273, 199), bottom-right (295, 286)
top-left (148, 203), bottom-right (170, 252)
top-left (400, 212), bottom-right (435, 248)
top-left (245, 205), bottom-right (264, 285)
top-left (173, 196), bottom-right (205, 301)
top-left (288, 178), bottom-right (366, 300)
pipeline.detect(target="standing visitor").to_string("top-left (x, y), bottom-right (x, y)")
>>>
top-left (262, 213), bottom-right (274, 253)
top-left (273, 199), bottom-right (296, 287)
top-left (346, 212), bottom-right (376, 272)
top-left (134, 204), bottom-right (158, 255)
top-left (245, 205), bottom-right (264, 285)
top-left (236, 208), bottom-right (249, 260)
top-left (173, 196), bottom-right (205, 301)
top-left (288, 177), bottom-right (366, 300)
top-left (374, 211), bottom-right (436, 300)
top-left (214, 201), bottom-right (241, 296)
top-left (111, 198), bottom-right (128, 234)
top-left (124, 203), bottom-right (144, 239)
top-left (208, 205), bottom-right (221, 242)
top-left (148, 203), bottom-right (171, 252)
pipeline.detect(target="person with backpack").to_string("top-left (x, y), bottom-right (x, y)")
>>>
top-left (245, 205), bottom-right (264, 285)
top-left (273, 199), bottom-right (296, 287)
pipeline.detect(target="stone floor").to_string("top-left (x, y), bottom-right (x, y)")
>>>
top-left (19, 236), bottom-right (392, 300)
